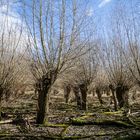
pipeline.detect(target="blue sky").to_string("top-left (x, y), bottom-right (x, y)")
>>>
top-left (0, 0), bottom-right (139, 24)
top-left (0, 0), bottom-right (140, 38)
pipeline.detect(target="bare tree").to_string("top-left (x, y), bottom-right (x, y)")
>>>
top-left (100, 34), bottom-right (133, 110)
top-left (61, 41), bottom-right (98, 110)
top-left (100, 2), bottom-right (140, 110)
top-left (93, 68), bottom-right (109, 105)
top-left (23, 0), bottom-right (93, 124)
top-left (120, 2), bottom-right (140, 87)
top-left (0, 3), bottom-right (29, 119)
top-left (76, 45), bottom-right (98, 110)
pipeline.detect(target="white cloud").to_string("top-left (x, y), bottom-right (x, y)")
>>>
top-left (0, 3), bottom-right (29, 52)
top-left (98, 0), bottom-right (112, 8)
top-left (0, 3), bottom-right (22, 28)
top-left (86, 7), bottom-right (94, 17)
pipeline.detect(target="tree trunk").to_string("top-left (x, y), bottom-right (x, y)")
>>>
top-left (0, 95), bottom-right (2, 120)
top-left (0, 87), bottom-right (3, 121)
top-left (111, 89), bottom-right (118, 111)
top-left (36, 78), bottom-right (51, 124)
top-left (109, 85), bottom-right (118, 111)
top-left (36, 89), bottom-right (47, 124)
top-left (116, 86), bottom-right (129, 108)
top-left (73, 86), bottom-right (81, 109)
top-left (45, 92), bottom-right (50, 115)
top-left (96, 88), bottom-right (103, 105)
top-left (64, 84), bottom-right (71, 103)
top-left (79, 84), bottom-right (87, 110)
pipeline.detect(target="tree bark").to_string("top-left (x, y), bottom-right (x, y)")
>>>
top-left (96, 88), bottom-right (103, 105)
top-left (73, 86), bottom-right (81, 109)
top-left (109, 85), bottom-right (118, 111)
top-left (116, 86), bottom-right (129, 108)
top-left (111, 89), bottom-right (118, 111)
top-left (0, 87), bottom-right (3, 121)
top-left (36, 89), bottom-right (47, 124)
top-left (0, 95), bottom-right (2, 120)
top-left (79, 84), bottom-right (87, 110)
top-left (64, 84), bottom-right (71, 103)
top-left (36, 78), bottom-right (51, 124)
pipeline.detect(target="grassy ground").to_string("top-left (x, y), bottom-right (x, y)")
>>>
top-left (0, 91), bottom-right (140, 140)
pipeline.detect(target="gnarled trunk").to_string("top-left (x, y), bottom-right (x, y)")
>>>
top-left (36, 88), bottom-right (48, 124)
top-left (0, 95), bottom-right (2, 120)
top-left (64, 84), bottom-right (71, 103)
top-left (79, 84), bottom-right (88, 110)
top-left (96, 88), bottom-right (103, 105)
top-left (111, 90), bottom-right (118, 111)
top-left (109, 85), bottom-right (118, 111)
top-left (36, 77), bottom-right (51, 124)
top-left (73, 86), bottom-right (81, 109)
top-left (0, 88), bottom-right (3, 121)
top-left (116, 86), bottom-right (129, 108)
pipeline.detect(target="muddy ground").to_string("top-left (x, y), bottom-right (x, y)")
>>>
top-left (0, 91), bottom-right (140, 140)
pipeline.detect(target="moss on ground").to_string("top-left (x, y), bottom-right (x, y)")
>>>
top-left (44, 123), bottom-right (68, 127)
top-left (71, 116), bottom-right (134, 127)
top-left (114, 134), bottom-right (140, 140)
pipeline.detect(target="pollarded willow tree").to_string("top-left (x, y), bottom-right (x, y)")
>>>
top-left (101, 35), bottom-right (134, 110)
top-left (23, 0), bottom-right (93, 124)
top-left (100, 2), bottom-right (140, 111)
top-left (74, 43), bottom-right (98, 110)
top-left (0, 2), bottom-right (29, 119)
top-left (92, 67), bottom-right (110, 105)
top-left (119, 2), bottom-right (140, 88)
top-left (61, 40), bottom-right (99, 110)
